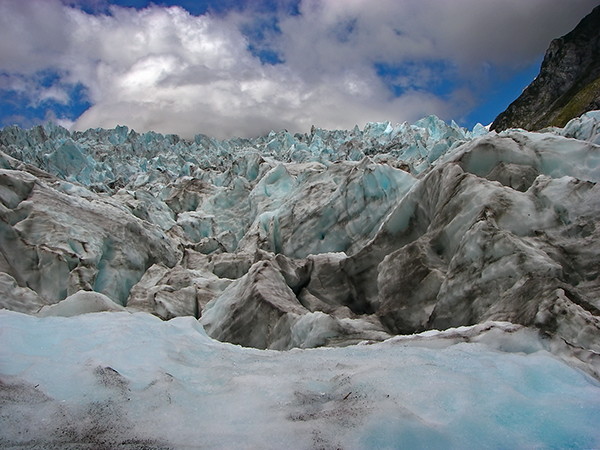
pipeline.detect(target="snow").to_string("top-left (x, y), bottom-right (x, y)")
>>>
top-left (1, 310), bottom-right (598, 449)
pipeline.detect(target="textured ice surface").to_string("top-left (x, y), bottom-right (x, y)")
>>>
top-left (1, 310), bottom-right (599, 449)
top-left (0, 116), bottom-right (477, 191)
top-left (2, 113), bottom-right (600, 448)
top-left (558, 110), bottom-right (600, 145)
top-left (1, 113), bottom-right (599, 369)
top-left (0, 166), bottom-right (180, 306)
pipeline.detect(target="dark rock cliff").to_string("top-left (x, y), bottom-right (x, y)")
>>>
top-left (491, 5), bottom-right (600, 132)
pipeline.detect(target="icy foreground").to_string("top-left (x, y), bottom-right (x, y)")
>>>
top-left (1, 112), bottom-right (600, 446)
top-left (1, 310), bottom-right (599, 449)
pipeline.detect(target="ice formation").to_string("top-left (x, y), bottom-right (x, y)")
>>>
top-left (1, 112), bottom-right (600, 447)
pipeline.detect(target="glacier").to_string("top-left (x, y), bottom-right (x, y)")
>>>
top-left (1, 111), bottom-right (600, 447)
top-left (1, 311), bottom-right (599, 449)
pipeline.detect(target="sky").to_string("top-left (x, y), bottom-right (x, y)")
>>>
top-left (0, 0), bottom-right (598, 139)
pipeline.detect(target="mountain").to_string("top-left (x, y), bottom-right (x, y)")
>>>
top-left (491, 5), bottom-right (600, 132)
top-left (1, 113), bottom-right (600, 447)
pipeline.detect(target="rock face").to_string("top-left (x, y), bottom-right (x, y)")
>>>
top-left (0, 112), bottom-right (599, 375)
top-left (491, 5), bottom-right (600, 131)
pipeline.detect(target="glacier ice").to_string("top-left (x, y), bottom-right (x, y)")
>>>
top-left (0, 165), bottom-right (180, 306)
top-left (0, 310), bottom-right (599, 449)
top-left (0, 113), bottom-right (600, 369)
top-left (38, 290), bottom-right (127, 317)
top-left (199, 257), bottom-right (390, 349)
top-left (2, 112), bottom-right (600, 447)
top-left (558, 110), bottom-right (600, 145)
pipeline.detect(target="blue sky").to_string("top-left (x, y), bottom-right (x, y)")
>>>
top-left (0, 0), bottom-right (597, 138)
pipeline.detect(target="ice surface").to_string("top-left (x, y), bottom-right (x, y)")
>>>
top-left (0, 311), bottom-right (598, 449)
top-left (1, 113), bottom-right (600, 447)
top-left (1, 112), bottom-right (600, 371)
top-left (0, 116), bottom-right (477, 192)
top-left (0, 272), bottom-right (48, 314)
top-left (0, 167), bottom-right (180, 305)
top-left (37, 290), bottom-right (127, 317)
top-left (558, 110), bottom-right (600, 145)
top-left (200, 258), bottom-right (390, 349)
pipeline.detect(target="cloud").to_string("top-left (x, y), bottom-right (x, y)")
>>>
top-left (0, 0), bottom-right (70, 74)
top-left (0, 0), bottom-right (598, 138)
top-left (276, 0), bottom-right (598, 69)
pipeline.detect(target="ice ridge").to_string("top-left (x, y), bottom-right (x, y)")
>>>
top-left (0, 116), bottom-right (481, 192)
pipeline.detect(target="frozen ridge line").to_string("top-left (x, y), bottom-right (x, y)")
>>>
top-left (0, 115), bottom-right (487, 191)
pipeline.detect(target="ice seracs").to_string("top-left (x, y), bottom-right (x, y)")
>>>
top-left (0, 162), bottom-right (180, 307)
top-left (1, 112), bottom-right (600, 447)
top-left (199, 256), bottom-right (390, 350)
top-left (0, 113), bottom-right (599, 378)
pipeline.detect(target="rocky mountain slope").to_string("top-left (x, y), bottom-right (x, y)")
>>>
top-left (1, 111), bottom-right (599, 377)
top-left (491, 5), bottom-right (600, 132)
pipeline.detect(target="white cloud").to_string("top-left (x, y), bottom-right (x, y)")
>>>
top-left (0, 0), bottom-right (598, 138)
top-left (0, 72), bottom-right (70, 108)
top-left (37, 86), bottom-right (70, 105)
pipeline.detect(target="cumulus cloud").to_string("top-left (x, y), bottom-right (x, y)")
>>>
top-left (0, 0), bottom-right (598, 138)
